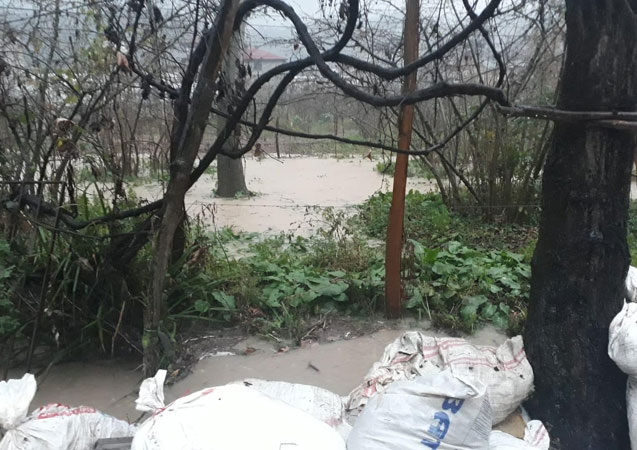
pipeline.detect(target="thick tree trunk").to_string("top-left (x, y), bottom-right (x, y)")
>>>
top-left (524, 1), bottom-right (637, 448)
top-left (217, 153), bottom-right (247, 197)
top-left (216, 28), bottom-right (248, 198)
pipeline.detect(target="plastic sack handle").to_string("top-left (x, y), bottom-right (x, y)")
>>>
top-left (0, 373), bottom-right (36, 430)
top-left (135, 370), bottom-right (167, 413)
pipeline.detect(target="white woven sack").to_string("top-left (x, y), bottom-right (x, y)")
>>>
top-left (0, 374), bottom-right (36, 432)
top-left (132, 373), bottom-right (345, 450)
top-left (347, 332), bottom-right (533, 425)
top-left (1, 404), bottom-right (136, 450)
top-left (347, 370), bottom-right (492, 450)
top-left (609, 301), bottom-right (637, 376)
top-left (626, 266), bottom-right (637, 302)
top-left (0, 373), bottom-right (135, 450)
top-left (234, 379), bottom-right (351, 439)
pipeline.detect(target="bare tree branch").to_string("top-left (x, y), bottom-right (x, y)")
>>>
top-left (499, 104), bottom-right (637, 122)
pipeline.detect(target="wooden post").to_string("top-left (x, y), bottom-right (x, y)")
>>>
top-left (275, 117), bottom-right (281, 159)
top-left (334, 95), bottom-right (338, 158)
top-left (385, 0), bottom-right (419, 319)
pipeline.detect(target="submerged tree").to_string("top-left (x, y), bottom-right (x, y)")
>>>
top-left (216, 25), bottom-right (249, 198)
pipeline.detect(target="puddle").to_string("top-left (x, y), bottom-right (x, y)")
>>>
top-left (134, 156), bottom-right (436, 234)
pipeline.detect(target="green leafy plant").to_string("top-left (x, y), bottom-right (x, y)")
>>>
top-left (406, 240), bottom-right (530, 333)
top-left (352, 191), bottom-right (536, 253)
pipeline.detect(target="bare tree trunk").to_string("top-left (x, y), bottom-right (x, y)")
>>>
top-left (143, 0), bottom-right (239, 375)
top-left (524, 1), bottom-right (637, 448)
top-left (216, 27), bottom-right (248, 198)
top-left (217, 153), bottom-right (248, 197)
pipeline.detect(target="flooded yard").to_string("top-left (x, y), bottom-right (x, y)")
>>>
top-left (134, 156), bottom-right (436, 234)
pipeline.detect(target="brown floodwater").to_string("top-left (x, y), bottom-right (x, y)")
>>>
top-left (135, 156), bottom-right (436, 234)
top-left (12, 325), bottom-right (506, 422)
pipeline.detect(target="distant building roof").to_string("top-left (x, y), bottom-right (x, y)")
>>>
top-left (245, 48), bottom-right (286, 61)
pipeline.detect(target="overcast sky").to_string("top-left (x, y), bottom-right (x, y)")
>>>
top-left (0, 0), bottom-right (501, 59)
top-left (246, 0), bottom-right (408, 57)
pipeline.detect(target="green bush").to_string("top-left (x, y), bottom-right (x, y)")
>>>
top-left (353, 190), bottom-right (451, 241)
top-left (172, 195), bottom-right (637, 338)
top-left (0, 182), bottom-right (546, 367)
top-left (352, 190), bottom-right (537, 253)
top-left (160, 228), bottom-right (383, 341)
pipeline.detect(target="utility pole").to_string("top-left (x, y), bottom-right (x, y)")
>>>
top-left (385, 0), bottom-right (419, 319)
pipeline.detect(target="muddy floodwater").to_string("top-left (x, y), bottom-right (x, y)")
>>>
top-left (135, 156), bottom-right (436, 234)
top-left (119, 156), bottom-right (637, 235)
top-left (17, 325), bottom-right (506, 422)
